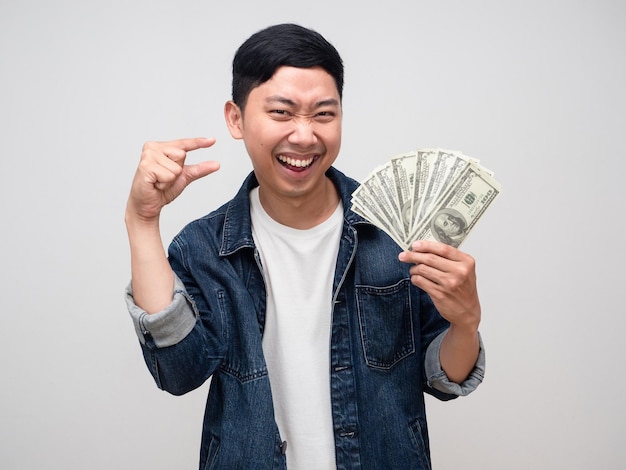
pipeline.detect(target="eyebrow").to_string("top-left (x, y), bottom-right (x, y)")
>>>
top-left (266, 95), bottom-right (340, 108)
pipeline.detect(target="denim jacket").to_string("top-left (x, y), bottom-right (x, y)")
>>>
top-left (126, 167), bottom-right (485, 470)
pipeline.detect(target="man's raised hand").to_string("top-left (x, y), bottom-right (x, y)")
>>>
top-left (127, 137), bottom-right (220, 222)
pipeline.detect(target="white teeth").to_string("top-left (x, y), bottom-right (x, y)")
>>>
top-left (278, 155), bottom-right (314, 168)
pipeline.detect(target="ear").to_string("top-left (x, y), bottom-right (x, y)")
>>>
top-left (224, 101), bottom-right (244, 139)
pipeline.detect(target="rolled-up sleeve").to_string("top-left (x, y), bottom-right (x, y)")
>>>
top-left (424, 330), bottom-right (485, 396)
top-left (125, 274), bottom-right (198, 348)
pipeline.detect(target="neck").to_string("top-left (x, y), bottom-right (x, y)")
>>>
top-left (258, 177), bottom-right (340, 230)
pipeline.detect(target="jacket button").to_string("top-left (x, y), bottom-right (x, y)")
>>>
top-left (280, 441), bottom-right (288, 454)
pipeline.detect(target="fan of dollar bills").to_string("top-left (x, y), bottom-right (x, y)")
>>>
top-left (350, 148), bottom-right (501, 250)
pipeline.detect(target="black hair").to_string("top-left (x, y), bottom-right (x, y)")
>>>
top-left (231, 23), bottom-right (344, 109)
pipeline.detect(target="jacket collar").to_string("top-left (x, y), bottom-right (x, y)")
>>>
top-left (219, 166), bottom-right (366, 256)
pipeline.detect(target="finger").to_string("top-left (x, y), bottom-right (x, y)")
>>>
top-left (141, 142), bottom-right (185, 169)
top-left (159, 145), bottom-right (189, 164)
top-left (410, 262), bottom-right (446, 286)
top-left (409, 270), bottom-right (441, 295)
top-left (154, 160), bottom-right (220, 193)
top-left (163, 137), bottom-right (217, 153)
top-left (410, 240), bottom-right (462, 259)
top-left (167, 138), bottom-right (217, 165)
top-left (399, 248), bottom-right (451, 273)
top-left (138, 150), bottom-right (184, 180)
top-left (149, 164), bottom-right (183, 190)
top-left (142, 138), bottom-right (216, 165)
top-left (184, 160), bottom-right (221, 184)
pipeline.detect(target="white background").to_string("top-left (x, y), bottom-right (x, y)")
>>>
top-left (1, 1), bottom-right (624, 468)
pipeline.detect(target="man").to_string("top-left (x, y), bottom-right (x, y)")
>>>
top-left (125, 23), bottom-right (485, 469)
top-left (432, 209), bottom-right (468, 247)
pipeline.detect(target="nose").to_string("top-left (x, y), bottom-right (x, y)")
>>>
top-left (287, 117), bottom-right (318, 147)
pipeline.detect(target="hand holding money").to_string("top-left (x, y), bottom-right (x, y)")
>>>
top-left (351, 148), bottom-right (501, 250)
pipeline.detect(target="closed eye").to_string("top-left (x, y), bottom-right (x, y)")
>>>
top-left (315, 111), bottom-right (336, 122)
top-left (269, 109), bottom-right (293, 120)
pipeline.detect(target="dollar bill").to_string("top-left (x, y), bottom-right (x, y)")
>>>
top-left (408, 149), bottom-right (437, 233)
top-left (407, 163), bottom-right (501, 248)
top-left (351, 148), bottom-right (501, 250)
top-left (389, 151), bottom-right (418, 236)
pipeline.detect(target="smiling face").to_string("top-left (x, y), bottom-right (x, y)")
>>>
top-left (225, 66), bottom-right (342, 219)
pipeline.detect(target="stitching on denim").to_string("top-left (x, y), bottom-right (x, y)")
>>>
top-left (219, 364), bottom-right (268, 383)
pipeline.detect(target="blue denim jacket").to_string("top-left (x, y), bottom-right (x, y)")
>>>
top-left (126, 167), bottom-right (485, 470)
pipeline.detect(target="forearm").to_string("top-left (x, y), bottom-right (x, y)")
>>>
top-left (126, 212), bottom-right (175, 314)
top-left (439, 324), bottom-right (480, 384)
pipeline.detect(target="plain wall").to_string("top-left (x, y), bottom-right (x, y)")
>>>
top-left (1, 1), bottom-right (624, 468)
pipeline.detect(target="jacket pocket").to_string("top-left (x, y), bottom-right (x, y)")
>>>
top-left (356, 279), bottom-right (415, 369)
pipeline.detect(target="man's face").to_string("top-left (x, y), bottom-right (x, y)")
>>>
top-left (435, 213), bottom-right (462, 236)
top-left (225, 66), bottom-right (342, 204)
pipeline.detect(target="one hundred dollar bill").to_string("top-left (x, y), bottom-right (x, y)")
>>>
top-left (406, 163), bottom-right (501, 248)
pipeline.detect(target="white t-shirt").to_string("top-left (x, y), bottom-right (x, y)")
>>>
top-left (250, 187), bottom-right (342, 470)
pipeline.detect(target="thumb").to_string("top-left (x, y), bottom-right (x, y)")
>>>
top-left (184, 160), bottom-right (221, 184)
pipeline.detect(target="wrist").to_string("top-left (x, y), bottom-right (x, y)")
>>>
top-left (447, 316), bottom-right (480, 337)
top-left (125, 207), bottom-right (165, 256)
top-left (125, 205), bottom-right (161, 232)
